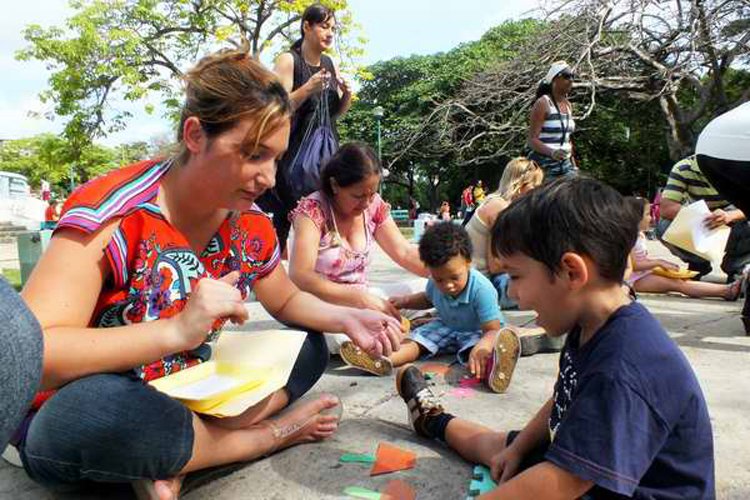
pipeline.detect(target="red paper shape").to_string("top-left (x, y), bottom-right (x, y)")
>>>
top-left (370, 443), bottom-right (417, 476)
top-left (459, 377), bottom-right (481, 389)
top-left (382, 479), bottom-right (416, 500)
top-left (419, 362), bottom-right (451, 376)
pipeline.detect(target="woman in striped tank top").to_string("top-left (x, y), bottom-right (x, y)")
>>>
top-left (527, 61), bottom-right (577, 180)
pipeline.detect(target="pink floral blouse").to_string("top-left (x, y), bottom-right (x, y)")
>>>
top-left (289, 191), bottom-right (391, 287)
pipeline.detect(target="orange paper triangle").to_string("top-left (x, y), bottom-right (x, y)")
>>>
top-left (419, 362), bottom-right (451, 376)
top-left (370, 443), bottom-right (416, 476)
top-left (381, 479), bottom-right (416, 500)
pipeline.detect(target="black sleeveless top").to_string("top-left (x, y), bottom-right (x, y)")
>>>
top-left (279, 49), bottom-right (341, 186)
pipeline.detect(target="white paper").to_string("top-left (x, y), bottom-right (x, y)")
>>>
top-left (662, 200), bottom-right (730, 262)
top-left (168, 374), bottom-right (239, 400)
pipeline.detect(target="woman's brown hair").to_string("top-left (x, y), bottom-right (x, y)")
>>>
top-left (176, 48), bottom-right (291, 165)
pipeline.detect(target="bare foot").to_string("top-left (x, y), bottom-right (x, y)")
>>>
top-left (262, 394), bottom-right (341, 454)
top-left (154, 477), bottom-right (183, 500)
top-left (132, 476), bottom-right (183, 500)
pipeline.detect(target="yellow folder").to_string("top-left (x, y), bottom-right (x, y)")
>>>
top-left (149, 329), bottom-right (307, 417)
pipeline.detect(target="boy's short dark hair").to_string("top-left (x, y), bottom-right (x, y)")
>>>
top-left (419, 222), bottom-right (472, 268)
top-left (491, 177), bottom-right (640, 283)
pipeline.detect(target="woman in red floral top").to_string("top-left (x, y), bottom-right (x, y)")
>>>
top-left (18, 49), bottom-right (402, 499)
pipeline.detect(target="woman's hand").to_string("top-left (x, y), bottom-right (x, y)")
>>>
top-left (490, 443), bottom-right (524, 483)
top-left (337, 76), bottom-right (352, 96)
top-left (658, 259), bottom-right (680, 272)
top-left (358, 291), bottom-right (401, 320)
top-left (340, 309), bottom-right (402, 357)
top-left (167, 271), bottom-right (248, 351)
top-left (551, 148), bottom-right (568, 161)
top-left (305, 69), bottom-right (331, 95)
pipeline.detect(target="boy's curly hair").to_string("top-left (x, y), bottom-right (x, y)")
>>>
top-left (418, 222), bottom-right (473, 268)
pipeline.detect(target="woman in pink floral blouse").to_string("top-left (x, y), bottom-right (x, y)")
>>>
top-left (288, 143), bottom-right (428, 348)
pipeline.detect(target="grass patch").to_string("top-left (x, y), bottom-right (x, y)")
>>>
top-left (1, 268), bottom-right (22, 291)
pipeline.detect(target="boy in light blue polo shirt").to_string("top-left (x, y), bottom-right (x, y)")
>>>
top-left (339, 222), bottom-right (522, 393)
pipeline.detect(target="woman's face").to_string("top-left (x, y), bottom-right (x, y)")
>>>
top-left (304, 16), bottom-right (336, 52)
top-left (194, 116), bottom-right (290, 211)
top-left (332, 173), bottom-right (381, 217)
top-left (552, 71), bottom-right (574, 95)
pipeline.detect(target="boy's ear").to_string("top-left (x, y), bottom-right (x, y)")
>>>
top-left (559, 252), bottom-right (589, 290)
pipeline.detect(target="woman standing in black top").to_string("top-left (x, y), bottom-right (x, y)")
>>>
top-left (257, 3), bottom-right (352, 254)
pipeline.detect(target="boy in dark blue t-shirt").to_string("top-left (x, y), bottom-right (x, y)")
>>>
top-left (396, 178), bottom-right (715, 498)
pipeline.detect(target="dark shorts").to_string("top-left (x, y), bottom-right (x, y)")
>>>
top-left (505, 430), bottom-right (550, 473)
top-left (21, 331), bottom-right (329, 487)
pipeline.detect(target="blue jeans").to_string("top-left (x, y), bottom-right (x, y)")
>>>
top-left (0, 278), bottom-right (43, 449)
top-left (527, 151), bottom-right (577, 181)
top-left (490, 273), bottom-right (518, 310)
top-left (21, 331), bottom-right (328, 487)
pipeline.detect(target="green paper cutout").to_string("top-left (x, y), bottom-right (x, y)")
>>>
top-left (344, 486), bottom-right (382, 499)
top-left (466, 464), bottom-right (497, 499)
top-left (340, 453), bottom-right (376, 463)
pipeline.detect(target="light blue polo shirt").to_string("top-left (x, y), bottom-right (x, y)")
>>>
top-left (426, 268), bottom-right (503, 331)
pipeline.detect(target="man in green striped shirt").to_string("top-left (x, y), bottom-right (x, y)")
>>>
top-left (656, 155), bottom-right (749, 280)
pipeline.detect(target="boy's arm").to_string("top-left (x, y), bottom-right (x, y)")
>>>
top-left (468, 319), bottom-right (503, 379)
top-left (390, 291), bottom-right (432, 310)
top-left (478, 462), bottom-right (593, 500)
top-left (489, 398), bottom-right (554, 482)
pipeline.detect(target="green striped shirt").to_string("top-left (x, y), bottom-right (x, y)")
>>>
top-left (662, 156), bottom-right (729, 210)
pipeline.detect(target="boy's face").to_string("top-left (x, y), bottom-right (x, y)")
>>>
top-left (429, 255), bottom-right (471, 298)
top-left (503, 252), bottom-right (581, 337)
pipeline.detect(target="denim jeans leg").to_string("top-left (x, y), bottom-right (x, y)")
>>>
top-left (285, 331), bottom-right (329, 403)
top-left (21, 373), bottom-right (194, 487)
top-left (0, 278), bottom-right (43, 449)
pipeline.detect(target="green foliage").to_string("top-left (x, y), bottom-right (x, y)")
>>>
top-left (340, 19), bottom-right (543, 211)
top-left (0, 134), bottom-right (143, 193)
top-left (17, 0), bottom-right (360, 154)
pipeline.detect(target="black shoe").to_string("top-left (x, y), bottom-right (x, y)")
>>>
top-left (688, 262), bottom-right (713, 281)
top-left (396, 365), bottom-right (444, 438)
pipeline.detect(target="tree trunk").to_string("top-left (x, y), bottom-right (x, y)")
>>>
top-left (658, 95), bottom-right (695, 161)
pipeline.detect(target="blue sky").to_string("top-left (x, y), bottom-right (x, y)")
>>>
top-left (0, 0), bottom-right (540, 146)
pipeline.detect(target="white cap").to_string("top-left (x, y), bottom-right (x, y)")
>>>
top-left (542, 61), bottom-right (571, 84)
top-left (696, 101), bottom-right (750, 162)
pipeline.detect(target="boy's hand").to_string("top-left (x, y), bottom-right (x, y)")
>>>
top-left (468, 335), bottom-right (495, 379)
top-left (388, 295), bottom-right (409, 310)
top-left (490, 444), bottom-right (523, 482)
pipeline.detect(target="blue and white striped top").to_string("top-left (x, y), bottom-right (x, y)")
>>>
top-left (538, 95), bottom-right (575, 154)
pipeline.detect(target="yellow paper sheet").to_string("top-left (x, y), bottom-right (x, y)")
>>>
top-left (662, 200), bottom-right (730, 263)
top-left (149, 329), bottom-right (306, 417)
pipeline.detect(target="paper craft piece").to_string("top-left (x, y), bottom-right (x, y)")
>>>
top-left (466, 465), bottom-right (497, 499)
top-left (149, 330), bottom-right (306, 417)
top-left (340, 453), bottom-right (376, 463)
top-left (370, 443), bottom-right (417, 476)
top-left (419, 362), bottom-right (451, 376)
top-left (382, 479), bottom-right (416, 500)
top-left (662, 200), bottom-right (731, 262)
top-left (344, 486), bottom-right (382, 499)
top-left (651, 266), bottom-right (699, 280)
top-left (448, 387), bottom-right (476, 399)
top-left (459, 377), bottom-right (481, 389)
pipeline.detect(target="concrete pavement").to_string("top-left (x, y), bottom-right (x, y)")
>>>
top-left (1, 240), bottom-right (748, 499)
